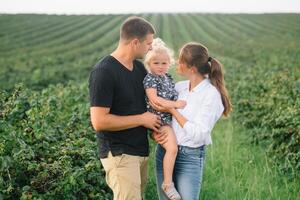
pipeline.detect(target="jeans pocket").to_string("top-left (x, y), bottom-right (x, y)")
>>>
top-left (182, 147), bottom-right (203, 160)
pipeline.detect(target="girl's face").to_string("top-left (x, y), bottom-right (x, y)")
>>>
top-left (148, 52), bottom-right (170, 76)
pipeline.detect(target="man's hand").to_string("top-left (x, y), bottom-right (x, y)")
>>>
top-left (141, 112), bottom-right (162, 132)
top-left (151, 131), bottom-right (168, 145)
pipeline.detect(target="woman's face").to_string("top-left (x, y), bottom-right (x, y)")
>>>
top-left (176, 59), bottom-right (191, 77)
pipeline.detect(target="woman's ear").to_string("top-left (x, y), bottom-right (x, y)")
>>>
top-left (190, 66), bottom-right (198, 73)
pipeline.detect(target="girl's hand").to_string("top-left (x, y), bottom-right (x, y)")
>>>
top-left (175, 100), bottom-right (186, 109)
top-left (149, 100), bottom-right (169, 112)
top-left (149, 99), bottom-right (183, 113)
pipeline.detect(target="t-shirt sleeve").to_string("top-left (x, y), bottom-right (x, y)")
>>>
top-left (143, 73), bottom-right (159, 90)
top-left (89, 67), bottom-right (114, 107)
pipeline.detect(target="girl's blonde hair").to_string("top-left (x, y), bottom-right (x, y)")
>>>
top-left (144, 38), bottom-right (175, 70)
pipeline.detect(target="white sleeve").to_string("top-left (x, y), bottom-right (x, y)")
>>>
top-left (182, 92), bottom-right (224, 144)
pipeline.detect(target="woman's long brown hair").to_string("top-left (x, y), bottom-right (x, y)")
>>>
top-left (179, 42), bottom-right (232, 116)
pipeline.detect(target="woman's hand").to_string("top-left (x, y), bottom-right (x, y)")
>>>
top-left (175, 100), bottom-right (186, 109)
top-left (151, 131), bottom-right (168, 145)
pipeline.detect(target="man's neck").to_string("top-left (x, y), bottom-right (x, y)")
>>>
top-left (111, 44), bottom-right (135, 70)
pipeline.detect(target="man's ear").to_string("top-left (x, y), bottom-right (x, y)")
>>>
top-left (132, 38), bottom-right (140, 46)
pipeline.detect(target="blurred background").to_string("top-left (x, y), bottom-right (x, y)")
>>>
top-left (0, 1), bottom-right (299, 199)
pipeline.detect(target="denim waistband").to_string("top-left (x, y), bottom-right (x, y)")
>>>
top-left (178, 145), bottom-right (205, 151)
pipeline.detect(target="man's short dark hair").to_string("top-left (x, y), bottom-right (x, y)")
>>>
top-left (120, 16), bottom-right (155, 41)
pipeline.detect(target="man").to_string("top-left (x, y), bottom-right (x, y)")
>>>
top-left (89, 16), bottom-right (161, 200)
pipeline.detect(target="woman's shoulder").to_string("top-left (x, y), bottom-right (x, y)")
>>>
top-left (206, 81), bottom-right (222, 99)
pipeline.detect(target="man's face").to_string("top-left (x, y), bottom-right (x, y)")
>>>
top-left (134, 34), bottom-right (154, 59)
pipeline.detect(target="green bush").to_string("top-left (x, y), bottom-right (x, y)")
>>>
top-left (232, 48), bottom-right (300, 177)
top-left (0, 83), bottom-right (112, 199)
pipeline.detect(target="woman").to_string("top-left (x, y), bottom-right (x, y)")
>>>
top-left (152, 42), bottom-right (232, 200)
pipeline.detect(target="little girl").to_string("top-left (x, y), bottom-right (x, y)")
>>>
top-left (143, 38), bottom-right (186, 200)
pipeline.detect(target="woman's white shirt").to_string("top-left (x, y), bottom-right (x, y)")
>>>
top-left (172, 78), bottom-right (224, 147)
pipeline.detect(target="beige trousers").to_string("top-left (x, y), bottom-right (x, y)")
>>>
top-left (100, 151), bottom-right (149, 200)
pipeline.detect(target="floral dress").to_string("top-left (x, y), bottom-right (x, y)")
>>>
top-left (143, 73), bottom-right (178, 125)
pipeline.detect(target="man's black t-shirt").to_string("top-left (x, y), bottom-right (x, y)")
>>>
top-left (89, 55), bottom-right (149, 159)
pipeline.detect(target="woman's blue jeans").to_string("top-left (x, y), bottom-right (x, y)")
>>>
top-left (155, 144), bottom-right (206, 200)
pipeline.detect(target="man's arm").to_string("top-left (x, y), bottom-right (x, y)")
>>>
top-left (90, 107), bottom-right (161, 132)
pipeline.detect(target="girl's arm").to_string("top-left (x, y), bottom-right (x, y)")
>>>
top-left (146, 88), bottom-right (186, 109)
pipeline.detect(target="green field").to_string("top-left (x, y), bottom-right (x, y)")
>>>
top-left (0, 14), bottom-right (299, 199)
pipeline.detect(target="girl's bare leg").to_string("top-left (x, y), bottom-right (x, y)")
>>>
top-left (160, 125), bottom-right (181, 200)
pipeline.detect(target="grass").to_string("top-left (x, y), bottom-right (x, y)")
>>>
top-left (145, 117), bottom-right (300, 200)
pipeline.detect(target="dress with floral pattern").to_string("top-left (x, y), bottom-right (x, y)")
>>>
top-left (143, 73), bottom-right (178, 125)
